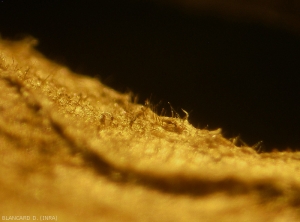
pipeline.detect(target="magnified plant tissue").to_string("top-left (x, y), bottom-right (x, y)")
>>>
top-left (0, 37), bottom-right (300, 221)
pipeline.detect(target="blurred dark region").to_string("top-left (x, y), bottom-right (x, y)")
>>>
top-left (1, 0), bottom-right (300, 152)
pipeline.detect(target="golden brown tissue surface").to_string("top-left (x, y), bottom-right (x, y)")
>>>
top-left (0, 38), bottom-right (300, 221)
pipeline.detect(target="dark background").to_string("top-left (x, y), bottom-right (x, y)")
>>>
top-left (1, 0), bottom-right (300, 151)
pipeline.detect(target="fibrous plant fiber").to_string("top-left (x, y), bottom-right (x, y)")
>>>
top-left (0, 38), bottom-right (300, 221)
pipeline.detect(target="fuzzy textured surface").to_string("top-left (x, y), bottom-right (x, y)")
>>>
top-left (1, 38), bottom-right (300, 221)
